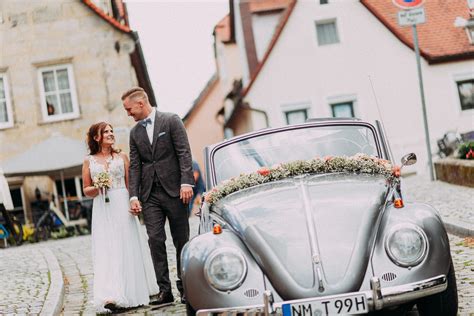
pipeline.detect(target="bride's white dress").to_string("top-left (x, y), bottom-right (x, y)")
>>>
top-left (89, 155), bottom-right (159, 312)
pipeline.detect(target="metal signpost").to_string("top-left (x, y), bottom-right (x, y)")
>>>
top-left (393, 0), bottom-right (434, 181)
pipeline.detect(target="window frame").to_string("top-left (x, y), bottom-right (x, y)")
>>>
top-left (331, 101), bottom-right (355, 118)
top-left (37, 64), bottom-right (80, 123)
top-left (0, 73), bottom-right (14, 129)
top-left (456, 78), bottom-right (474, 112)
top-left (326, 94), bottom-right (357, 118)
top-left (285, 109), bottom-right (308, 125)
top-left (281, 102), bottom-right (312, 125)
top-left (315, 19), bottom-right (340, 46)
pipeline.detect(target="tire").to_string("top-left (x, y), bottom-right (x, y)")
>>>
top-left (416, 259), bottom-right (458, 316)
top-left (185, 301), bottom-right (196, 316)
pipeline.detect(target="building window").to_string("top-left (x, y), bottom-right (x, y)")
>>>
top-left (0, 74), bottom-right (13, 129)
top-left (315, 20), bottom-right (339, 46)
top-left (331, 102), bottom-right (354, 118)
top-left (38, 64), bottom-right (79, 122)
top-left (285, 109), bottom-right (308, 125)
top-left (457, 79), bottom-right (474, 111)
top-left (320, 0), bottom-right (329, 4)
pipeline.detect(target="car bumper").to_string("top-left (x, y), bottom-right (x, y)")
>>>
top-left (196, 274), bottom-right (447, 315)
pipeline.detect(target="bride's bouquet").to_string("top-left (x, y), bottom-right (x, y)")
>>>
top-left (93, 172), bottom-right (112, 203)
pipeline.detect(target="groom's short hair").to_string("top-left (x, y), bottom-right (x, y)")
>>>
top-left (121, 87), bottom-right (149, 103)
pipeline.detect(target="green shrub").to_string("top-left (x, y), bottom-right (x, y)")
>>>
top-left (457, 142), bottom-right (474, 160)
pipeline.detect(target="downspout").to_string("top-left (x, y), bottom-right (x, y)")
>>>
top-left (241, 102), bottom-right (269, 128)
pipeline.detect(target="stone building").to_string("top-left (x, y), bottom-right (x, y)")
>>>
top-left (0, 0), bottom-right (155, 224)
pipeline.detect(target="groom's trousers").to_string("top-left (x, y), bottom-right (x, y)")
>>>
top-left (141, 180), bottom-right (190, 294)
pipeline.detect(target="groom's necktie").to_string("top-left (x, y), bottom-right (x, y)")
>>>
top-left (140, 118), bottom-right (152, 127)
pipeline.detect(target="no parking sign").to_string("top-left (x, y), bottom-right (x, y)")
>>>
top-left (392, 0), bottom-right (425, 9)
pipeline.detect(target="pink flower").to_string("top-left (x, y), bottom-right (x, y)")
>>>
top-left (324, 155), bottom-right (333, 162)
top-left (257, 167), bottom-right (270, 176)
top-left (466, 149), bottom-right (473, 159)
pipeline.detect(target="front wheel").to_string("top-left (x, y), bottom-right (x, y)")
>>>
top-left (416, 259), bottom-right (458, 316)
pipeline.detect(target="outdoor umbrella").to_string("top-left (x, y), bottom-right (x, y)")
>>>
top-left (0, 166), bottom-right (14, 210)
top-left (2, 133), bottom-right (88, 219)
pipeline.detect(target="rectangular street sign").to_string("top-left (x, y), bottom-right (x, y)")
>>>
top-left (398, 7), bottom-right (426, 26)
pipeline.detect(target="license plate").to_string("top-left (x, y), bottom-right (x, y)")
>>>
top-left (282, 293), bottom-right (368, 316)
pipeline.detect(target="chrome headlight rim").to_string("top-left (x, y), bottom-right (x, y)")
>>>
top-left (384, 223), bottom-right (428, 267)
top-left (203, 247), bottom-right (248, 291)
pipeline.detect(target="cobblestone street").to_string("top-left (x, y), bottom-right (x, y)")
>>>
top-left (0, 176), bottom-right (473, 315)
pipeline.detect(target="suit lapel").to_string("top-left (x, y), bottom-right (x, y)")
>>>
top-left (152, 110), bottom-right (164, 153)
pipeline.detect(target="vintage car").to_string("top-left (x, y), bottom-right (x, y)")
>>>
top-left (181, 119), bottom-right (458, 316)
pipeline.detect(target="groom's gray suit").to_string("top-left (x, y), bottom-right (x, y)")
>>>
top-left (129, 109), bottom-right (193, 295)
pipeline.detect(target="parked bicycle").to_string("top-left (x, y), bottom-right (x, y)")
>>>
top-left (0, 203), bottom-right (23, 246)
top-left (34, 198), bottom-right (89, 242)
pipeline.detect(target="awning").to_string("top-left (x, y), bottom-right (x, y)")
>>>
top-left (2, 133), bottom-right (88, 219)
top-left (3, 133), bottom-right (87, 177)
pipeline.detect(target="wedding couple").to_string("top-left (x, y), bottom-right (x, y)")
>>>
top-left (81, 87), bottom-right (194, 313)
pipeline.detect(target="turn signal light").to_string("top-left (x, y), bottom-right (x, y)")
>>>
top-left (213, 224), bottom-right (222, 234)
top-left (394, 198), bottom-right (404, 208)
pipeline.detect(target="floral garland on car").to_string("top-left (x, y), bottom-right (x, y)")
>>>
top-left (204, 153), bottom-right (400, 205)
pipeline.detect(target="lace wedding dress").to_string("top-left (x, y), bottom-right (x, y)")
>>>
top-left (89, 155), bottom-right (159, 312)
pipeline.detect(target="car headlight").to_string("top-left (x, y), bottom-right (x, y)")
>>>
top-left (385, 224), bottom-right (428, 267)
top-left (204, 247), bottom-right (247, 291)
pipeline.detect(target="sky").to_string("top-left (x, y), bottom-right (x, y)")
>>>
top-left (125, 0), bottom-right (229, 118)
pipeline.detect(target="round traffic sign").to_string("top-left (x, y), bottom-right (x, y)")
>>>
top-left (392, 0), bottom-right (425, 9)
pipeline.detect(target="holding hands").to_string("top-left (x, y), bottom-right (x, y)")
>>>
top-left (129, 199), bottom-right (142, 216)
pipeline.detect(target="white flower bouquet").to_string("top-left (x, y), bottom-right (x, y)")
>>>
top-left (93, 172), bottom-right (112, 203)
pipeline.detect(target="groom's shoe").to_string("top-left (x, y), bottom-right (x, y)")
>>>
top-left (150, 291), bottom-right (174, 306)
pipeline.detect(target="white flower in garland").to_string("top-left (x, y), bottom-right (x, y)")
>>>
top-left (204, 154), bottom-right (400, 205)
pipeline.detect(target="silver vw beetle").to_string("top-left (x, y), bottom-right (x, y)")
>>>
top-left (181, 119), bottom-right (457, 316)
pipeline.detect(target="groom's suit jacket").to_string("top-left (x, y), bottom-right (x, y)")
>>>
top-left (129, 110), bottom-right (194, 202)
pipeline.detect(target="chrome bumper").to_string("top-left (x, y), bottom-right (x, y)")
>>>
top-left (196, 274), bottom-right (447, 315)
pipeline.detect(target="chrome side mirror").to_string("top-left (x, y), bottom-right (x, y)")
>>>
top-left (401, 153), bottom-right (417, 167)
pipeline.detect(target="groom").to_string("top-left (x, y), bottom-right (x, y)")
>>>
top-left (122, 87), bottom-right (194, 305)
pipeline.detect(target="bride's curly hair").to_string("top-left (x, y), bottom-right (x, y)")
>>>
top-left (87, 122), bottom-right (122, 155)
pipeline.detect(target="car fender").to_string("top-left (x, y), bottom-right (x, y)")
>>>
top-left (371, 202), bottom-right (451, 287)
top-left (181, 230), bottom-right (266, 310)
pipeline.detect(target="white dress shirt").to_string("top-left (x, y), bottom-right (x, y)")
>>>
top-left (144, 108), bottom-right (156, 145)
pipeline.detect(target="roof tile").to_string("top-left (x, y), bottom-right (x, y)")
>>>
top-left (361, 0), bottom-right (474, 63)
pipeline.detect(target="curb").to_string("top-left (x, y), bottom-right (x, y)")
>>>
top-left (443, 218), bottom-right (474, 238)
top-left (40, 248), bottom-right (64, 316)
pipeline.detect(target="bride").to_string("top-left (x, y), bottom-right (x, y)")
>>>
top-left (82, 122), bottom-right (159, 313)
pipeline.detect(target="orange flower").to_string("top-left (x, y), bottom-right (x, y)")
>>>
top-left (392, 165), bottom-right (401, 177)
top-left (257, 167), bottom-right (270, 176)
top-left (324, 155), bottom-right (333, 161)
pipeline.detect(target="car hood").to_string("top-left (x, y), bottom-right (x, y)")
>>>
top-left (215, 173), bottom-right (389, 300)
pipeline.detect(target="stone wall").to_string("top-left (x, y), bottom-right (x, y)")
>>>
top-left (0, 0), bottom-right (141, 221)
top-left (434, 158), bottom-right (474, 188)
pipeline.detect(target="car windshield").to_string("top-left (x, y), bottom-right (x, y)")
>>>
top-left (212, 124), bottom-right (379, 183)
